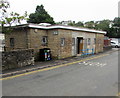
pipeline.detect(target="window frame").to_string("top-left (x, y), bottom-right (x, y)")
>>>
top-left (42, 36), bottom-right (48, 46)
top-left (60, 38), bottom-right (65, 46)
top-left (53, 31), bottom-right (58, 35)
top-left (10, 38), bottom-right (15, 48)
top-left (72, 38), bottom-right (75, 46)
top-left (88, 38), bottom-right (91, 45)
top-left (94, 38), bottom-right (96, 44)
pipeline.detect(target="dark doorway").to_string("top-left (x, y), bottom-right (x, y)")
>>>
top-left (77, 37), bottom-right (83, 54)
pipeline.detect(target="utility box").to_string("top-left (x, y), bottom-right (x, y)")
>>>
top-left (39, 48), bottom-right (51, 61)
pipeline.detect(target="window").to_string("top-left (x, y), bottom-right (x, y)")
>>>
top-left (88, 38), bottom-right (91, 45)
top-left (111, 42), bottom-right (116, 44)
top-left (98, 39), bottom-right (102, 44)
top-left (94, 38), bottom-right (96, 44)
top-left (42, 36), bottom-right (48, 46)
top-left (10, 38), bottom-right (15, 47)
top-left (53, 31), bottom-right (58, 35)
top-left (84, 39), bottom-right (87, 49)
top-left (61, 38), bottom-right (65, 46)
top-left (72, 38), bottom-right (75, 46)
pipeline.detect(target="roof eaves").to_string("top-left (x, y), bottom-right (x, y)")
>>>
top-left (28, 24), bottom-right (106, 34)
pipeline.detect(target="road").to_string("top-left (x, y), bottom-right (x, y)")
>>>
top-left (2, 49), bottom-right (119, 96)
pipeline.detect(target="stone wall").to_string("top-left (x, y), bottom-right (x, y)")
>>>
top-left (58, 29), bottom-right (72, 59)
top-left (5, 27), bottom-right (105, 60)
top-left (95, 34), bottom-right (104, 53)
top-left (48, 29), bottom-right (72, 59)
top-left (5, 28), bottom-right (28, 51)
top-left (28, 29), bottom-right (48, 60)
top-left (103, 46), bottom-right (112, 52)
top-left (2, 49), bottom-right (34, 70)
top-left (48, 29), bottom-right (60, 59)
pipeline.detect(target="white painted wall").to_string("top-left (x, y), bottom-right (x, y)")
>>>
top-left (72, 32), bottom-right (96, 56)
top-left (72, 32), bottom-right (84, 56)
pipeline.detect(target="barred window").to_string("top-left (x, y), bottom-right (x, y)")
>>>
top-left (61, 38), bottom-right (65, 46)
top-left (42, 36), bottom-right (48, 46)
top-left (94, 38), bottom-right (96, 44)
top-left (72, 38), bottom-right (75, 46)
top-left (10, 38), bottom-right (15, 47)
top-left (88, 38), bottom-right (91, 45)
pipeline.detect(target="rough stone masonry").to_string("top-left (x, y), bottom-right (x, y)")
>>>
top-left (2, 49), bottom-right (34, 70)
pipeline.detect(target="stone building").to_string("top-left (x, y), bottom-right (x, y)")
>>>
top-left (5, 23), bottom-right (106, 60)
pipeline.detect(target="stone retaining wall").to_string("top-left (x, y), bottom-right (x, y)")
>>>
top-left (2, 49), bottom-right (34, 70)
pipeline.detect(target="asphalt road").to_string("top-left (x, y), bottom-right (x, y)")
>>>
top-left (2, 49), bottom-right (119, 96)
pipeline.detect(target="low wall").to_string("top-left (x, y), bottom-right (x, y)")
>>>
top-left (103, 46), bottom-right (112, 52)
top-left (2, 49), bottom-right (34, 70)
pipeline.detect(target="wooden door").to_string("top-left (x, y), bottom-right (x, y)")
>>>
top-left (79, 39), bottom-right (83, 54)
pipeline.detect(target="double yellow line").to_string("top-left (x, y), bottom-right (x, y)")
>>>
top-left (0, 54), bottom-right (109, 81)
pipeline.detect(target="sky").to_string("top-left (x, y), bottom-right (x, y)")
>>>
top-left (8, 0), bottom-right (119, 22)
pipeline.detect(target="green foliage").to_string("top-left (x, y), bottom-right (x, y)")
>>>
top-left (0, 0), bottom-right (27, 33)
top-left (0, 0), bottom-right (10, 15)
top-left (95, 20), bottom-right (111, 31)
top-left (27, 5), bottom-right (55, 24)
top-left (59, 18), bottom-right (119, 38)
top-left (75, 21), bottom-right (84, 27)
top-left (68, 21), bottom-right (84, 27)
top-left (111, 17), bottom-right (120, 38)
top-left (113, 17), bottom-right (120, 27)
top-left (84, 21), bottom-right (95, 29)
top-left (68, 21), bottom-right (75, 26)
top-left (95, 18), bottom-right (120, 38)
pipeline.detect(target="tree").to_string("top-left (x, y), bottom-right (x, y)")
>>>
top-left (27, 5), bottom-right (55, 24)
top-left (113, 17), bottom-right (120, 27)
top-left (67, 21), bottom-right (84, 27)
top-left (0, 0), bottom-right (10, 27)
top-left (0, 0), bottom-right (27, 33)
top-left (95, 20), bottom-right (111, 31)
top-left (106, 27), bottom-right (117, 38)
top-left (84, 21), bottom-right (95, 29)
top-left (75, 21), bottom-right (84, 27)
top-left (68, 21), bottom-right (76, 26)
top-left (111, 17), bottom-right (120, 38)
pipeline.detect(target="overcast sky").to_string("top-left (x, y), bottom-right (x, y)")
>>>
top-left (8, 0), bottom-right (119, 22)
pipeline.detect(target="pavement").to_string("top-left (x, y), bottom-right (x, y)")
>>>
top-left (2, 48), bottom-right (119, 77)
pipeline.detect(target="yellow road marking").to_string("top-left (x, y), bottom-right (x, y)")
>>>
top-left (0, 54), bottom-right (109, 81)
